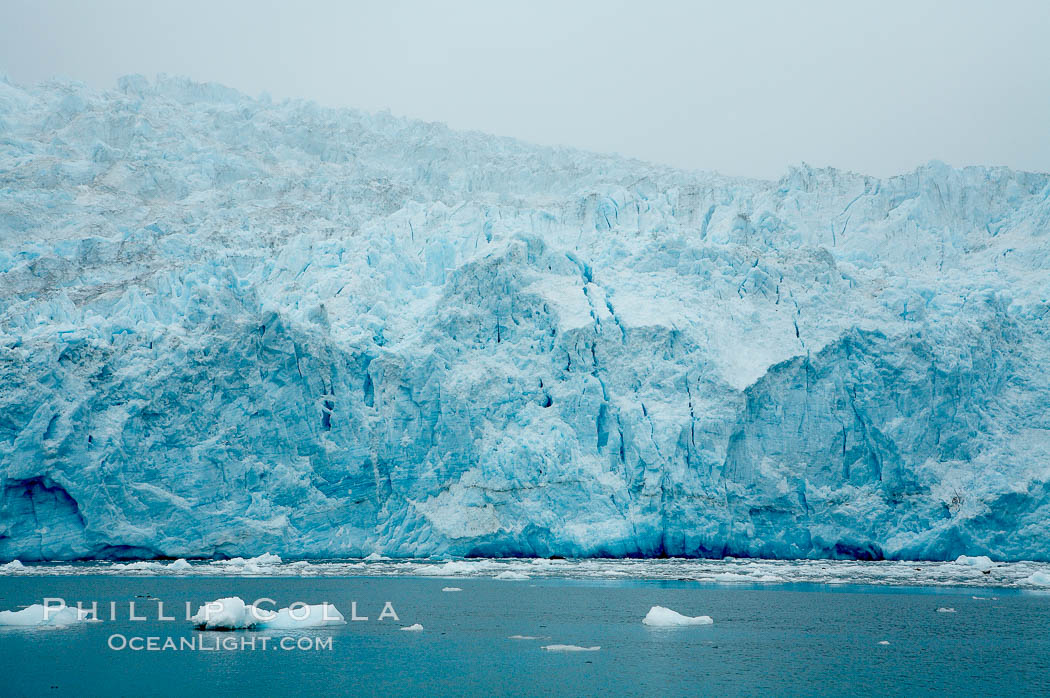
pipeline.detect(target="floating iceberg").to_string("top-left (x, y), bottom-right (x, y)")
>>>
top-left (936, 607), bottom-right (956, 613)
top-left (494, 571), bottom-right (530, 580)
top-left (1023, 571), bottom-right (1050, 587)
top-left (263, 604), bottom-right (346, 630)
top-left (441, 587), bottom-right (462, 592)
top-left (954, 556), bottom-right (995, 570)
top-left (189, 597), bottom-right (344, 630)
top-left (400, 623), bottom-right (424, 632)
top-left (642, 606), bottom-right (714, 626)
top-left (2, 75), bottom-right (1050, 563)
top-left (0, 603), bottom-right (96, 627)
top-left (542, 644), bottom-right (600, 652)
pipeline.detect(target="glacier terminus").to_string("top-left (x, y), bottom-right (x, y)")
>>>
top-left (1, 75), bottom-right (1049, 562)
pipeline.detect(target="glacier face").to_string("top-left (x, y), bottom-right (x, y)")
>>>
top-left (1, 75), bottom-right (1049, 562)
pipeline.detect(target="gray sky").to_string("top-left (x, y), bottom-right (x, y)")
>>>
top-left (2, 0), bottom-right (1048, 179)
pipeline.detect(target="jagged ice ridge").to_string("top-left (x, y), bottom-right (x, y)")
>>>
top-left (1, 74), bottom-right (1049, 561)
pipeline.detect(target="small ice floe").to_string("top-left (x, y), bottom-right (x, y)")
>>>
top-left (972, 596), bottom-right (998, 601)
top-left (494, 571), bottom-right (530, 580)
top-left (400, 623), bottom-right (424, 632)
top-left (954, 555), bottom-right (995, 570)
top-left (642, 606), bottom-right (713, 627)
top-left (117, 561), bottom-right (163, 571)
top-left (542, 644), bottom-right (600, 652)
top-left (190, 597), bottom-right (344, 630)
top-left (441, 587), bottom-right (462, 592)
top-left (878, 640), bottom-right (891, 645)
top-left (936, 607), bottom-right (956, 613)
top-left (509, 635), bottom-right (544, 640)
top-left (413, 560), bottom-right (492, 576)
top-left (263, 604), bottom-right (346, 630)
top-left (1, 560), bottom-right (25, 573)
top-left (364, 552), bottom-right (390, 561)
top-left (168, 559), bottom-right (192, 571)
top-left (208, 553), bottom-right (284, 575)
top-left (1023, 571), bottom-right (1050, 587)
top-left (0, 603), bottom-right (97, 628)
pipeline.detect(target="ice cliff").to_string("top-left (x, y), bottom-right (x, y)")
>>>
top-left (2, 75), bottom-right (1049, 561)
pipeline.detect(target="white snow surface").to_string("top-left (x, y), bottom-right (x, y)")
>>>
top-left (1, 75), bottom-right (1050, 563)
top-left (642, 605), bottom-right (713, 626)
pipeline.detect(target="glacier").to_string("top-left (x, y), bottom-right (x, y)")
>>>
top-left (1, 74), bottom-right (1049, 562)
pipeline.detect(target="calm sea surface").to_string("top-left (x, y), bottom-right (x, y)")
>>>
top-left (1, 576), bottom-right (1047, 696)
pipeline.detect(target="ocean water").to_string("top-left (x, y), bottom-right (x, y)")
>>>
top-left (1, 575), bottom-right (1048, 696)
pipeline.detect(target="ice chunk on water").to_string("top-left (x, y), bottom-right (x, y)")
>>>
top-left (1023, 571), bottom-right (1050, 586)
top-left (878, 640), bottom-right (891, 645)
top-left (441, 587), bottom-right (462, 592)
top-left (207, 554), bottom-right (283, 575)
top-left (542, 644), bottom-right (600, 651)
top-left (190, 597), bottom-right (344, 629)
top-left (494, 571), bottom-right (530, 580)
top-left (190, 597), bottom-right (262, 629)
top-left (168, 559), bottom-right (192, 570)
top-left (642, 605), bottom-right (714, 626)
top-left (954, 555), bottom-right (995, 570)
top-left (509, 635), bottom-right (544, 640)
top-left (936, 607), bottom-right (956, 613)
top-left (262, 604), bottom-right (345, 629)
top-left (1, 560), bottom-right (24, 572)
top-left (400, 623), bottom-right (424, 631)
top-left (0, 603), bottom-right (95, 627)
top-left (364, 552), bottom-right (389, 561)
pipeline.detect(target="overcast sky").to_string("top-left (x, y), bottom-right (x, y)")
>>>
top-left (2, 0), bottom-right (1048, 179)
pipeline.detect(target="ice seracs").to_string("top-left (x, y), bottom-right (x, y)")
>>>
top-left (642, 606), bottom-right (714, 626)
top-left (3, 75), bottom-right (1050, 563)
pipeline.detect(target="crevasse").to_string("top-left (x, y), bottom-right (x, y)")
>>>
top-left (1, 75), bottom-right (1049, 561)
